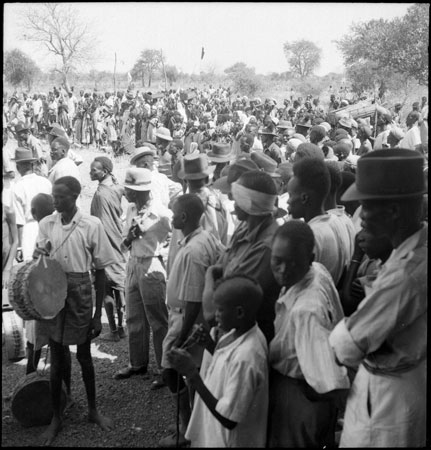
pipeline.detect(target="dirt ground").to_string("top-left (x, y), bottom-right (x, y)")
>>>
top-left (2, 144), bottom-right (177, 447)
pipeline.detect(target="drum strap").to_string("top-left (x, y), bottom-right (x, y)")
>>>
top-left (50, 219), bottom-right (81, 257)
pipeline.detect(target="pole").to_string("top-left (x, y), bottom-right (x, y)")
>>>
top-left (160, 49), bottom-right (167, 92)
top-left (113, 52), bottom-right (117, 94)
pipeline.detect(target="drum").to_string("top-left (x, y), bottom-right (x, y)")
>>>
top-left (2, 310), bottom-right (26, 362)
top-left (11, 371), bottom-right (67, 427)
top-left (8, 257), bottom-right (67, 321)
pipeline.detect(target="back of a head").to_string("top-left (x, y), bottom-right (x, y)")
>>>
top-left (309, 126), bottom-right (326, 145)
top-left (294, 143), bottom-right (325, 162)
top-left (325, 160), bottom-right (342, 195)
top-left (54, 176), bottom-right (81, 197)
top-left (214, 274), bottom-right (263, 318)
top-left (175, 193), bottom-right (205, 223)
top-left (273, 219), bottom-right (315, 260)
top-left (293, 157), bottom-right (330, 202)
top-left (31, 193), bottom-right (54, 222)
top-left (237, 169), bottom-right (277, 195)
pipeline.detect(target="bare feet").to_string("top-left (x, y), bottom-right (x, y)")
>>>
top-left (88, 409), bottom-right (114, 431)
top-left (40, 416), bottom-right (62, 446)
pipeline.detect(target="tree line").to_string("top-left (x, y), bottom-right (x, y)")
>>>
top-left (4, 3), bottom-right (428, 98)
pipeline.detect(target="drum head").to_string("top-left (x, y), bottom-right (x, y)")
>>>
top-left (11, 373), bottom-right (67, 427)
top-left (28, 258), bottom-right (67, 319)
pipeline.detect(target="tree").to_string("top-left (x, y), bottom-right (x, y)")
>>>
top-left (164, 65), bottom-right (179, 86)
top-left (20, 3), bottom-right (97, 91)
top-left (131, 49), bottom-right (164, 88)
top-left (4, 49), bottom-right (41, 90)
top-left (283, 40), bottom-right (322, 79)
top-left (224, 62), bottom-right (262, 97)
top-left (336, 3), bottom-right (429, 87)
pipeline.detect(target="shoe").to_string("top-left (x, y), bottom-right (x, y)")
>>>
top-left (113, 366), bottom-right (148, 380)
top-left (150, 375), bottom-right (166, 390)
top-left (118, 326), bottom-right (127, 339)
top-left (158, 431), bottom-right (190, 448)
top-left (99, 330), bottom-right (120, 342)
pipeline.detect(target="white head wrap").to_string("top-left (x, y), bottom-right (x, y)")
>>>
top-left (231, 182), bottom-right (277, 216)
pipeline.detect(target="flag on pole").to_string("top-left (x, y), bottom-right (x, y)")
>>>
top-left (201, 47), bottom-right (205, 60)
top-left (127, 72), bottom-right (132, 84)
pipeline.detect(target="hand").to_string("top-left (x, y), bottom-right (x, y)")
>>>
top-left (350, 279), bottom-right (366, 303)
top-left (205, 265), bottom-right (223, 285)
top-left (166, 348), bottom-right (198, 378)
top-left (88, 316), bottom-right (102, 340)
top-left (126, 224), bottom-right (141, 243)
top-left (184, 323), bottom-right (212, 349)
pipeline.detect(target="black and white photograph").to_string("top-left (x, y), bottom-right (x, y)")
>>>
top-left (2, 2), bottom-right (428, 447)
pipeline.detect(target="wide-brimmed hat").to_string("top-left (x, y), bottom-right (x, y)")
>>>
top-left (13, 147), bottom-right (37, 163)
top-left (48, 123), bottom-right (67, 138)
top-left (123, 167), bottom-right (153, 191)
top-left (177, 154), bottom-right (216, 180)
top-left (338, 117), bottom-right (353, 129)
top-left (212, 159), bottom-right (259, 193)
top-left (296, 118), bottom-right (313, 128)
top-left (207, 143), bottom-right (235, 163)
top-left (14, 122), bottom-right (29, 133)
top-left (258, 127), bottom-right (277, 136)
top-left (155, 127), bottom-right (172, 142)
top-left (277, 120), bottom-right (293, 130)
top-left (341, 149), bottom-right (426, 201)
top-left (320, 122), bottom-right (332, 133)
top-left (130, 146), bottom-right (157, 165)
top-left (251, 152), bottom-right (281, 178)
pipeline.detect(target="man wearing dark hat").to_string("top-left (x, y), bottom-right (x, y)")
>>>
top-left (329, 149), bottom-right (427, 447)
top-left (90, 156), bottom-right (127, 342)
top-left (15, 121), bottom-right (48, 177)
top-left (11, 147), bottom-right (52, 263)
top-left (259, 127), bottom-right (282, 164)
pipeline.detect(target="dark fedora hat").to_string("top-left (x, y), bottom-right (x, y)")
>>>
top-left (341, 149), bottom-right (427, 202)
top-left (12, 147), bottom-right (38, 163)
top-left (212, 159), bottom-right (259, 194)
top-left (207, 143), bottom-right (235, 163)
top-left (177, 153), bottom-right (216, 180)
top-left (14, 122), bottom-right (30, 133)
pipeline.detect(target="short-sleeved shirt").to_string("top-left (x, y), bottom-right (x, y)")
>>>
top-left (270, 262), bottom-right (350, 393)
top-left (36, 208), bottom-right (117, 273)
top-left (186, 324), bottom-right (269, 447)
top-left (166, 227), bottom-right (223, 309)
top-left (308, 213), bottom-right (350, 285)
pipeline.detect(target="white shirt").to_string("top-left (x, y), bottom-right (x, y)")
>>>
top-left (399, 125), bottom-right (421, 150)
top-left (48, 157), bottom-right (81, 184)
top-left (308, 213), bottom-right (351, 285)
top-left (270, 262), bottom-right (350, 393)
top-left (186, 325), bottom-right (269, 447)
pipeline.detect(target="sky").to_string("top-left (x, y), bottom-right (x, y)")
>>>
top-left (4, 2), bottom-right (413, 77)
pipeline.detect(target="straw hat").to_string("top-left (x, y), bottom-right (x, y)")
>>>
top-left (123, 168), bottom-right (153, 191)
top-left (155, 127), bottom-right (173, 142)
top-left (130, 147), bottom-right (157, 165)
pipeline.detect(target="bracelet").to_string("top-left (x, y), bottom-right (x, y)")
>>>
top-left (17, 247), bottom-right (22, 251)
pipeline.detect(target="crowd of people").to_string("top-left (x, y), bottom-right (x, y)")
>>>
top-left (2, 82), bottom-right (428, 448)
